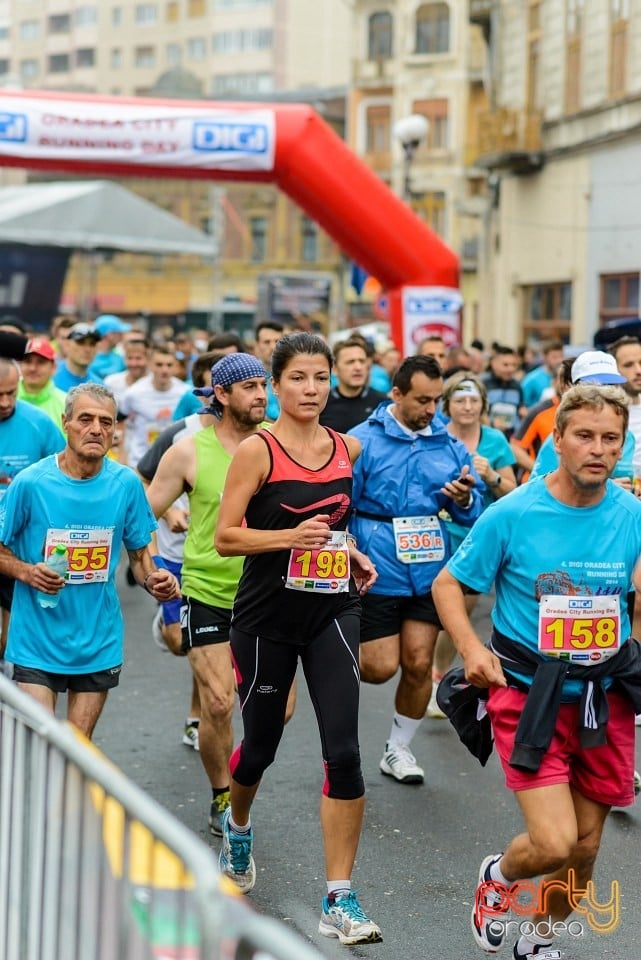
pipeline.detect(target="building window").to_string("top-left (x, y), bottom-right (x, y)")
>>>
top-left (412, 98), bottom-right (449, 150)
top-left (135, 45), bottom-right (156, 67)
top-left (522, 282), bottom-right (572, 344)
top-left (527, 0), bottom-right (542, 110)
top-left (250, 216), bottom-right (267, 262)
top-left (75, 6), bottom-right (98, 26)
top-left (48, 13), bottom-right (71, 34)
top-left (76, 48), bottom-right (96, 67)
top-left (609, 0), bottom-right (628, 98)
top-left (212, 28), bottom-right (272, 52)
top-left (212, 72), bottom-right (273, 94)
top-left (365, 103), bottom-right (391, 154)
top-left (166, 42), bottom-right (182, 65)
top-left (368, 11), bottom-right (393, 59)
top-left (112, 7), bottom-right (122, 26)
top-left (599, 272), bottom-right (638, 326)
top-left (0, 59), bottom-right (10, 75)
top-left (415, 3), bottom-right (450, 55)
top-left (188, 0), bottom-right (206, 14)
top-left (135, 4), bottom-right (158, 24)
top-left (48, 53), bottom-right (70, 73)
top-left (166, 1), bottom-right (179, 20)
top-left (301, 216), bottom-right (318, 262)
top-left (0, 27), bottom-right (10, 40)
top-left (565, 0), bottom-right (583, 112)
top-left (111, 48), bottom-right (122, 69)
top-left (20, 58), bottom-right (39, 80)
top-left (187, 36), bottom-right (206, 59)
top-left (19, 19), bottom-right (39, 40)
top-left (412, 190), bottom-right (446, 236)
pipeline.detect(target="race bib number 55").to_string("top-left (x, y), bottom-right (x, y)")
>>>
top-left (538, 595), bottom-right (621, 664)
top-left (45, 527), bottom-right (114, 585)
top-left (285, 531), bottom-right (350, 593)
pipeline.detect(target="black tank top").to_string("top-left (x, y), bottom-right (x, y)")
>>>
top-left (232, 427), bottom-right (360, 642)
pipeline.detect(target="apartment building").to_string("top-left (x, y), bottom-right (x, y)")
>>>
top-left (348, 1), bottom-right (489, 343)
top-left (471, 0), bottom-right (641, 349)
top-left (0, 0), bottom-right (352, 327)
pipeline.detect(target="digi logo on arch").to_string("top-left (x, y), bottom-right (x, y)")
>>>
top-left (0, 112), bottom-right (27, 143)
top-left (192, 122), bottom-right (269, 154)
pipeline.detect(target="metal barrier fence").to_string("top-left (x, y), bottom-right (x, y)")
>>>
top-left (0, 673), bottom-right (322, 960)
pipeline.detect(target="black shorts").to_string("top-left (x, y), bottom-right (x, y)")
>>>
top-left (0, 572), bottom-right (14, 612)
top-left (181, 596), bottom-right (232, 652)
top-left (12, 664), bottom-right (122, 693)
top-left (360, 591), bottom-right (442, 642)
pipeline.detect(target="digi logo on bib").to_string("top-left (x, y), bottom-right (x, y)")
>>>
top-left (568, 599), bottom-right (593, 609)
top-left (192, 122), bottom-right (269, 154)
top-left (0, 113), bottom-right (27, 143)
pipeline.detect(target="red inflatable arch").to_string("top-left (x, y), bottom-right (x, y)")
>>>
top-left (0, 89), bottom-right (459, 349)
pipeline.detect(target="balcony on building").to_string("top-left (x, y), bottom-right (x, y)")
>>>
top-left (472, 108), bottom-right (544, 174)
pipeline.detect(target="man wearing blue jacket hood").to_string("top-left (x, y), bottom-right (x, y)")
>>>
top-left (349, 354), bottom-right (484, 784)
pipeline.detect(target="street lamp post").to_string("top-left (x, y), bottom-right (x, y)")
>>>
top-left (393, 114), bottom-right (429, 202)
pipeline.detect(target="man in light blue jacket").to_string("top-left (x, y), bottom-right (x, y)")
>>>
top-left (349, 355), bottom-right (484, 784)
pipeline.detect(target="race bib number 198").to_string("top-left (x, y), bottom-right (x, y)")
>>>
top-left (285, 531), bottom-right (350, 593)
top-left (45, 528), bottom-right (114, 585)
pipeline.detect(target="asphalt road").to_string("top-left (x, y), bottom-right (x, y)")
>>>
top-left (94, 569), bottom-right (641, 960)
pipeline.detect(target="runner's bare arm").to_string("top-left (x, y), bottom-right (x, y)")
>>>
top-left (0, 543), bottom-right (65, 593)
top-left (342, 433), bottom-right (362, 465)
top-left (127, 545), bottom-right (180, 601)
top-left (215, 436), bottom-right (332, 556)
top-left (146, 442), bottom-right (190, 519)
top-left (432, 567), bottom-right (506, 688)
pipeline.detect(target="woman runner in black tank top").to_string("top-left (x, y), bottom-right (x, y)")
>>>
top-left (215, 333), bottom-right (382, 944)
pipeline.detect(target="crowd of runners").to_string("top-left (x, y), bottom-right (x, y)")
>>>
top-left (0, 313), bottom-right (639, 957)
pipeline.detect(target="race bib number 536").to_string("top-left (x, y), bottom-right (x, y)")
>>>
top-left (45, 527), bottom-right (114, 584)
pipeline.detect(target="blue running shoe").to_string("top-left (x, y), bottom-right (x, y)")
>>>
top-left (318, 891), bottom-right (382, 945)
top-left (471, 853), bottom-right (509, 953)
top-left (218, 808), bottom-right (256, 894)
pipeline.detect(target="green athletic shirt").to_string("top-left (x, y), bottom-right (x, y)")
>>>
top-left (181, 427), bottom-right (243, 609)
top-left (17, 381), bottom-right (66, 439)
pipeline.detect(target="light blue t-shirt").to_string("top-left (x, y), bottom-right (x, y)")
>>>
top-left (521, 365), bottom-right (553, 409)
top-left (448, 477), bottom-right (641, 699)
top-left (446, 425), bottom-right (516, 552)
top-left (88, 351), bottom-right (126, 380)
top-left (172, 390), bottom-right (202, 421)
top-left (531, 429), bottom-right (635, 481)
top-left (0, 455), bottom-right (157, 674)
top-left (53, 362), bottom-right (104, 392)
top-left (0, 401), bottom-right (65, 500)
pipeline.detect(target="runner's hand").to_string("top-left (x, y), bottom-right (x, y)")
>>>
top-left (290, 515), bottom-right (332, 549)
top-left (463, 647), bottom-right (506, 689)
top-left (164, 506), bottom-right (190, 533)
top-left (349, 548), bottom-right (377, 595)
top-left (146, 569), bottom-right (181, 601)
top-left (29, 562), bottom-right (66, 594)
top-left (441, 464), bottom-right (476, 506)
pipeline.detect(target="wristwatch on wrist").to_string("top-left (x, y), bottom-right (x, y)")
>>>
top-left (490, 473), bottom-right (502, 488)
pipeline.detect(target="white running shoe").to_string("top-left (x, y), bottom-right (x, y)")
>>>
top-left (182, 720), bottom-right (200, 751)
top-left (151, 607), bottom-right (168, 652)
top-left (318, 891), bottom-right (382, 945)
top-left (379, 742), bottom-right (424, 784)
top-left (472, 853), bottom-right (509, 953)
top-left (427, 683), bottom-right (446, 719)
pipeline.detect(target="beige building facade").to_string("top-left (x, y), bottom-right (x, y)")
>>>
top-left (0, 0), bottom-right (352, 329)
top-left (348, 1), bottom-right (489, 344)
top-left (472, 0), bottom-right (641, 349)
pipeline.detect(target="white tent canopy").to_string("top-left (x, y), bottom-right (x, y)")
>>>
top-left (0, 179), bottom-right (215, 256)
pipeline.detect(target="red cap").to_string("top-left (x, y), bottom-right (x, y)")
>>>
top-left (25, 337), bottom-right (56, 362)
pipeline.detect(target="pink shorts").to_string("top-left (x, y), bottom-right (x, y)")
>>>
top-left (487, 685), bottom-right (636, 807)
